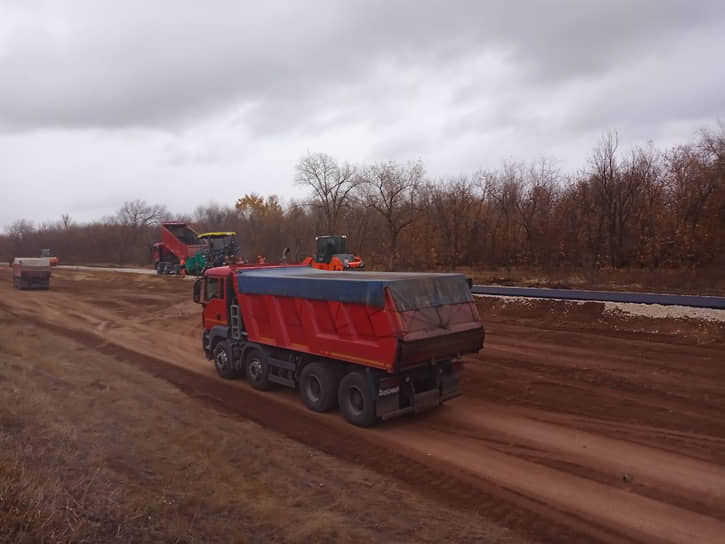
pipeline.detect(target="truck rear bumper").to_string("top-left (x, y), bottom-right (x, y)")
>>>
top-left (378, 388), bottom-right (460, 421)
top-left (376, 365), bottom-right (461, 420)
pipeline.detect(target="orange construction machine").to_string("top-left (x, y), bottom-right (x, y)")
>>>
top-left (302, 235), bottom-right (364, 271)
top-left (40, 249), bottom-right (59, 266)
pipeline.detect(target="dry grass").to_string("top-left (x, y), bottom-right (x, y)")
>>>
top-left (0, 310), bottom-right (524, 544)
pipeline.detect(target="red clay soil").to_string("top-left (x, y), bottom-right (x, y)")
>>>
top-left (2, 270), bottom-right (725, 544)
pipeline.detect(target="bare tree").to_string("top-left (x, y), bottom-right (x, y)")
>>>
top-left (117, 200), bottom-right (167, 230)
top-left (7, 219), bottom-right (34, 258)
top-left (193, 203), bottom-right (239, 232)
top-left (61, 213), bottom-right (73, 231)
top-left (517, 158), bottom-right (559, 266)
top-left (361, 160), bottom-right (424, 271)
top-left (494, 163), bottom-right (524, 269)
top-left (430, 177), bottom-right (475, 270)
top-left (115, 200), bottom-right (167, 263)
top-left (590, 132), bottom-right (629, 267)
top-left (295, 152), bottom-right (359, 234)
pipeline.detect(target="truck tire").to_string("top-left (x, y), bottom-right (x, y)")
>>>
top-left (213, 342), bottom-right (239, 379)
top-left (338, 371), bottom-right (377, 427)
top-left (245, 348), bottom-right (271, 390)
top-left (299, 362), bottom-right (338, 412)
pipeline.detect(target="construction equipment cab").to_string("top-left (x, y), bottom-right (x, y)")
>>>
top-left (188, 232), bottom-right (241, 272)
top-left (39, 249), bottom-right (59, 266)
top-left (303, 235), bottom-right (364, 271)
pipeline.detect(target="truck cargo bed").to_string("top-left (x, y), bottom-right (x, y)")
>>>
top-left (235, 267), bottom-right (484, 372)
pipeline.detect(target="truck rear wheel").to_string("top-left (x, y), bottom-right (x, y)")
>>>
top-left (245, 348), bottom-right (271, 390)
top-left (213, 342), bottom-right (239, 379)
top-left (338, 372), bottom-right (376, 427)
top-left (299, 362), bottom-right (338, 412)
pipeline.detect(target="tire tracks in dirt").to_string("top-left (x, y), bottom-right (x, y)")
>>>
top-left (3, 274), bottom-right (725, 543)
top-left (1, 305), bottom-right (615, 544)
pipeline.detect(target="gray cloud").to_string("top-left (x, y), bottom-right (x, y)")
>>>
top-left (3, 1), bottom-right (723, 132)
top-left (1, 1), bottom-right (724, 226)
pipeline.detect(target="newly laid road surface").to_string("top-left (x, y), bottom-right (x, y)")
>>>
top-left (472, 284), bottom-right (725, 309)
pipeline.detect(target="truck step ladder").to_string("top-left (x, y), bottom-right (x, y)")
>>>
top-left (230, 304), bottom-right (242, 340)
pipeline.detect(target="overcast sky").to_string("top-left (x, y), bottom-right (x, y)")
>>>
top-left (1, 1), bottom-right (724, 228)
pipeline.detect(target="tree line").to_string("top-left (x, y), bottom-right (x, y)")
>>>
top-left (2, 125), bottom-right (724, 272)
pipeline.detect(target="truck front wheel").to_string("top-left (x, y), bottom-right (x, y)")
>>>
top-left (338, 372), bottom-right (376, 427)
top-left (299, 362), bottom-right (338, 412)
top-left (245, 349), bottom-right (271, 390)
top-left (213, 342), bottom-right (239, 379)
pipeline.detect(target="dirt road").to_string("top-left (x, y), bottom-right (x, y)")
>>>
top-left (2, 269), bottom-right (724, 543)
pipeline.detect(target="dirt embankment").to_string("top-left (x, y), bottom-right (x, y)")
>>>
top-left (2, 269), bottom-right (725, 543)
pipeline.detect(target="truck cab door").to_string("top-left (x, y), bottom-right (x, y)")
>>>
top-left (202, 277), bottom-right (228, 329)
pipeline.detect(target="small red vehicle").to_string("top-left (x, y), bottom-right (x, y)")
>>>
top-left (194, 264), bottom-right (484, 426)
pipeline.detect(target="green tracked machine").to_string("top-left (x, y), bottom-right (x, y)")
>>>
top-left (153, 223), bottom-right (241, 276)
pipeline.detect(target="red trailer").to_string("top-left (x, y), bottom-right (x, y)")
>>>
top-left (194, 265), bottom-right (484, 426)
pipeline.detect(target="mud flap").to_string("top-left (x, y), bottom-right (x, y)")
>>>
top-left (440, 369), bottom-right (461, 401)
top-left (377, 388), bottom-right (445, 420)
top-left (376, 392), bottom-right (399, 418)
top-left (412, 389), bottom-right (441, 412)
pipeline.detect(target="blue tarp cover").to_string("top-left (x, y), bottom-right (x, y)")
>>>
top-left (236, 267), bottom-right (472, 309)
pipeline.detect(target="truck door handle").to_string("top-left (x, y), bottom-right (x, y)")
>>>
top-left (216, 313), bottom-right (221, 320)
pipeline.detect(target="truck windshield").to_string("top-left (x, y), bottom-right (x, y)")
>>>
top-left (208, 237), bottom-right (231, 251)
top-left (316, 236), bottom-right (346, 262)
top-left (205, 277), bottom-right (223, 300)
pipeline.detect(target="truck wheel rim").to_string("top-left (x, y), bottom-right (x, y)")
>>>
top-left (216, 350), bottom-right (229, 371)
top-left (306, 376), bottom-right (321, 402)
top-left (349, 386), bottom-right (364, 414)
top-left (249, 359), bottom-right (262, 381)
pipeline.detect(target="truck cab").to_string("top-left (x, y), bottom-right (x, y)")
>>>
top-left (195, 266), bottom-right (233, 331)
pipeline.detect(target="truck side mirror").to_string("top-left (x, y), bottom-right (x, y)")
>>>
top-left (193, 278), bottom-right (202, 304)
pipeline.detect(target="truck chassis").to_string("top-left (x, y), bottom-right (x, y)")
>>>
top-left (196, 266), bottom-right (483, 426)
top-left (203, 315), bottom-right (464, 426)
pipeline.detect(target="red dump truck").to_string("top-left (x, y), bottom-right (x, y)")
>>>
top-left (12, 257), bottom-right (51, 289)
top-left (194, 265), bottom-right (484, 426)
top-left (152, 222), bottom-right (206, 274)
